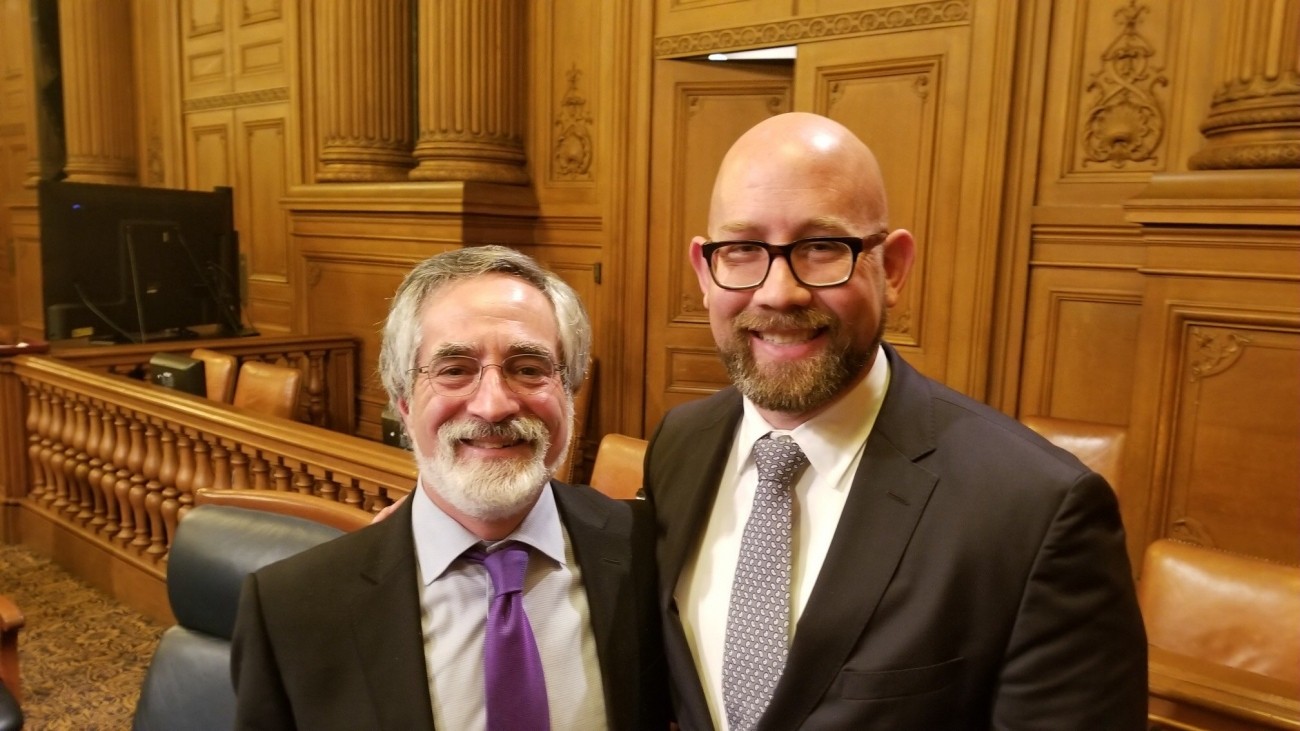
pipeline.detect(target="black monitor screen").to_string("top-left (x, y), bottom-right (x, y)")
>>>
top-left (38, 181), bottom-right (241, 343)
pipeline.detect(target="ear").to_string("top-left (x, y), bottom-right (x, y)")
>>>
top-left (688, 236), bottom-right (714, 307)
top-left (397, 397), bottom-right (411, 419)
top-left (880, 229), bottom-right (915, 307)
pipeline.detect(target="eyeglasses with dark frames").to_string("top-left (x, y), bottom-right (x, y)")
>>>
top-left (700, 232), bottom-right (889, 291)
top-left (408, 353), bottom-right (566, 398)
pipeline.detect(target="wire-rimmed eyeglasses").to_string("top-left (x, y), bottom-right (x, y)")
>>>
top-left (409, 354), bottom-right (566, 398)
top-left (700, 232), bottom-right (889, 290)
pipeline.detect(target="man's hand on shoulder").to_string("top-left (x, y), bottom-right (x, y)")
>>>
top-left (372, 493), bottom-right (409, 524)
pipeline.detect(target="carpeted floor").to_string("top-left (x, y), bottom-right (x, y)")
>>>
top-left (0, 544), bottom-right (163, 730)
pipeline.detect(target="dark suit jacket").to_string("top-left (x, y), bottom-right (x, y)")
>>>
top-left (647, 344), bottom-right (1147, 730)
top-left (231, 481), bottom-right (668, 730)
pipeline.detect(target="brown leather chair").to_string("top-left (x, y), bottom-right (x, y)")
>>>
top-left (589, 433), bottom-right (648, 501)
top-left (0, 594), bottom-right (24, 730)
top-left (1139, 539), bottom-right (1300, 729)
top-left (1020, 415), bottom-right (1127, 496)
top-left (231, 361), bottom-right (302, 421)
top-left (190, 348), bottom-right (238, 403)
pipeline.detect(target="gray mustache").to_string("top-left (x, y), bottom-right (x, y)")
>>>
top-left (439, 416), bottom-right (549, 445)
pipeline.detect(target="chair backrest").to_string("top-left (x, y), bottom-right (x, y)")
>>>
top-left (231, 360), bottom-right (302, 420)
top-left (1020, 415), bottom-right (1127, 496)
top-left (190, 348), bottom-right (238, 403)
top-left (132, 493), bottom-right (364, 731)
top-left (589, 433), bottom-right (648, 500)
top-left (1139, 539), bottom-right (1300, 686)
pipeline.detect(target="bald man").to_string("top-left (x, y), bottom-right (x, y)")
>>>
top-left (645, 113), bottom-right (1147, 730)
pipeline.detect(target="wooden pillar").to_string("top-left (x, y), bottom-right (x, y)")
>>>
top-left (411, 0), bottom-right (529, 184)
top-left (313, 0), bottom-right (415, 181)
top-left (1189, 0), bottom-right (1300, 169)
top-left (57, 0), bottom-right (138, 184)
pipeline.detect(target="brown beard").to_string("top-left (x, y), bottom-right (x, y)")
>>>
top-left (719, 307), bottom-right (879, 414)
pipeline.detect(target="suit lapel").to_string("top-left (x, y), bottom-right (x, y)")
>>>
top-left (763, 347), bottom-right (940, 730)
top-left (347, 497), bottom-right (438, 731)
top-left (553, 483), bottom-right (639, 728)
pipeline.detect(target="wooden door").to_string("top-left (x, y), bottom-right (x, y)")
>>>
top-left (642, 59), bottom-right (792, 434)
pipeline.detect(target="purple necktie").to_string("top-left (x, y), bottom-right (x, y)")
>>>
top-left (465, 542), bottom-right (551, 731)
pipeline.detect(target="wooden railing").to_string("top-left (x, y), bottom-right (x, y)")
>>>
top-left (0, 355), bottom-right (413, 586)
top-left (51, 333), bottom-right (359, 434)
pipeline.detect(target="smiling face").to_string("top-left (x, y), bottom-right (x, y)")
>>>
top-left (690, 113), bottom-right (915, 429)
top-left (399, 273), bottom-right (571, 535)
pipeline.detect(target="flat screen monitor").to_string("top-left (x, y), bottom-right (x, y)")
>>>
top-left (38, 181), bottom-right (243, 343)
top-left (147, 352), bottom-right (207, 397)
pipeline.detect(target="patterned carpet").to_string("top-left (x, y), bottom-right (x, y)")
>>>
top-left (0, 544), bottom-right (163, 730)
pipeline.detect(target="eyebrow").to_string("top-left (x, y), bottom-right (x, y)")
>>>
top-left (427, 341), bottom-right (555, 360)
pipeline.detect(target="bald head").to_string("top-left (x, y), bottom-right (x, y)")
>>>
top-left (709, 112), bottom-right (889, 236)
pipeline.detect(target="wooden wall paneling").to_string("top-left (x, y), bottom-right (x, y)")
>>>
top-left (132, 0), bottom-right (186, 188)
top-left (232, 0), bottom-right (290, 91)
top-left (796, 22), bottom-right (971, 387)
top-left (234, 103), bottom-right (292, 333)
top-left (9, 208), bottom-right (40, 337)
top-left (1134, 286), bottom-right (1300, 567)
top-left (0, 0), bottom-right (33, 329)
top-left (1122, 171), bottom-right (1300, 569)
top-left (988, 0), bottom-right (1054, 414)
top-left (183, 109), bottom-right (234, 193)
top-left (180, 0), bottom-right (232, 99)
top-left (1018, 264), bottom-right (1144, 425)
top-left (643, 59), bottom-right (792, 433)
top-left (654, 0), bottom-right (794, 43)
top-left (1035, 0), bottom-right (1218, 214)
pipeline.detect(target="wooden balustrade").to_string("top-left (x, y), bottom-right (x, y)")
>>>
top-left (50, 333), bottom-right (359, 434)
top-left (0, 354), bottom-right (413, 616)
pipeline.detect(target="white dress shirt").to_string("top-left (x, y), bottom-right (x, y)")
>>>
top-left (412, 481), bottom-right (609, 730)
top-left (675, 345), bottom-right (891, 730)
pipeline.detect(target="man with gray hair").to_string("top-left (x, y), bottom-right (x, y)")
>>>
top-left (232, 245), bottom-right (668, 730)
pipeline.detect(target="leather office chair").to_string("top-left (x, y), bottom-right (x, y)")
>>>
top-left (132, 489), bottom-right (370, 731)
top-left (1139, 539), bottom-right (1300, 729)
top-left (588, 433), bottom-right (648, 500)
top-left (189, 348), bottom-right (238, 403)
top-left (1019, 415), bottom-right (1127, 496)
top-left (0, 595), bottom-right (23, 731)
top-left (231, 360), bottom-right (302, 421)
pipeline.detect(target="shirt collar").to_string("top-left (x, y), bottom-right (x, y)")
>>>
top-left (411, 477), bottom-right (568, 586)
top-left (738, 343), bottom-right (891, 482)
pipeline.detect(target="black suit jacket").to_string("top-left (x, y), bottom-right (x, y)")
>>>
top-left (232, 481), bottom-right (668, 730)
top-left (646, 344), bottom-right (1147, 730)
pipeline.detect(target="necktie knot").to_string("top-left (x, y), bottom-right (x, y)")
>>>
top-left (753, 433), bottom-right (809, 491)
top-left (466, 542), bottom-right (529, 597)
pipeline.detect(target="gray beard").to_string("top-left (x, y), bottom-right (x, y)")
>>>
top-left (414, 414), bottom-right (557, 522)
top-left (720, 307), bottom-right (880, 414)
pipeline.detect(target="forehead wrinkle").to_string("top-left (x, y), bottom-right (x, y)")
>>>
top-left (715, 214), bottom-right (860, 241)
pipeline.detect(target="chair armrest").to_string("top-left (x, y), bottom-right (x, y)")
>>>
top-left (0, 598), bottom-right (22, 634)
top-left (193, 488), bottom-right (373, 533)
top-left (1148, 646), bottom-right (1300, 730)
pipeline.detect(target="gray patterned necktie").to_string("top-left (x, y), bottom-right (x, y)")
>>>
top-left (723, 433), bottom-right (809, 731)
